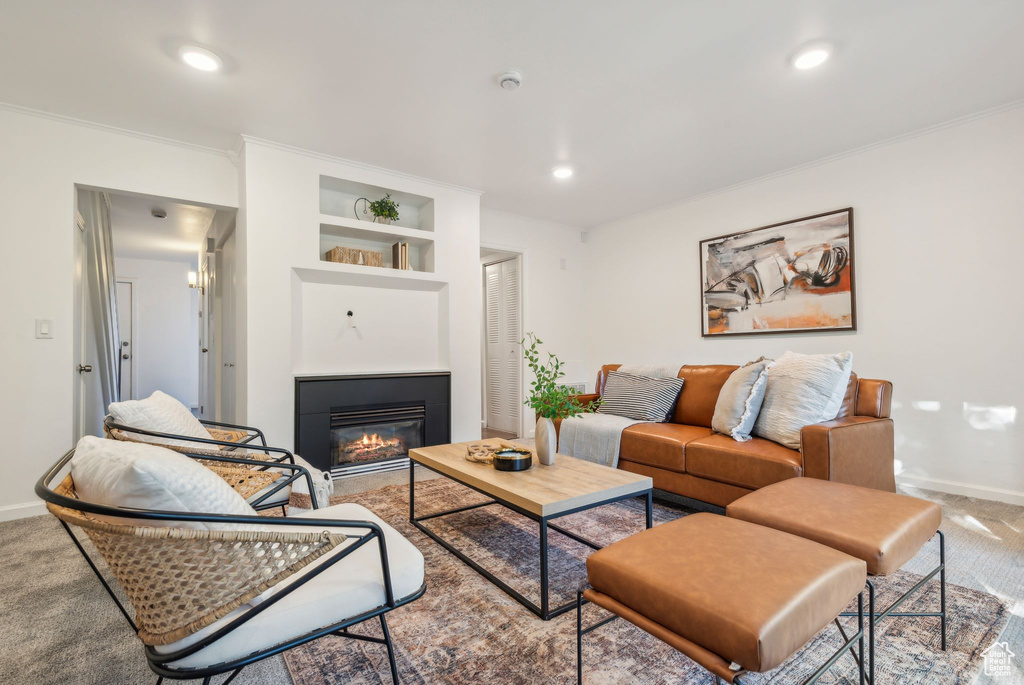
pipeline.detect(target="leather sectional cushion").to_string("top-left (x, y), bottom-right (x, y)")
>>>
top-left (672, 365), bottom-right (739, 428)
top-left (685, 433), bottom-right (802, 490)
top-left (586, 513), bottom-right (867, 672)
top-left (727, 478), bottom-right (941, 575)
top-left (618, 424), bottom-right (713, 473)
top-left (617, 460), bottom-right (753, 507)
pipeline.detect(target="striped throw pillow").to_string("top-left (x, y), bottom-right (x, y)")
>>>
top-left (597, 371), bottom-right (685, 422)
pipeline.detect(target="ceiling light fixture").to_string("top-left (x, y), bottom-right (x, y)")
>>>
top-left (552, 165), bottom-right (574, 180)
top-left (791, 42), bottom-right (832, 70)
top-left (179, 45), bottom-right (222, 72)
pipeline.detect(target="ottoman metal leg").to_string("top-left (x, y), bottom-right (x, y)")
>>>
top-left (842, 529), bottom-right (947, 685)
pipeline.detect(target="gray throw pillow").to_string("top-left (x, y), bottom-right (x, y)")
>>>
top-left (711, 359), bottom-right (774, 442)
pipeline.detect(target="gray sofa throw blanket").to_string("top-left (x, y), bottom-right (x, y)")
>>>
top-left (557, 364), bottom-right (682, 467)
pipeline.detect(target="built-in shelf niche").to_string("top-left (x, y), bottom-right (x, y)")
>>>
top-left (319, 217), bottom-right (435, 273)
top-left (320, 175), bottom-right (435, 232)
top-left (319, 175), bottom-right (436, 274)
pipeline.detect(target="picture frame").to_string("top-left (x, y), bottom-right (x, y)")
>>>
top-left (699, 208), bottom-right (856, 337)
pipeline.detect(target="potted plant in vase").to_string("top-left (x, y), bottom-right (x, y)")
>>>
top-left (521, 332), bottom-right (599, 465)
top-left (369, 193), bottom-right (400, 225)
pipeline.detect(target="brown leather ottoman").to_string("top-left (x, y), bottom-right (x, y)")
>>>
top-left (577, 513), bottom-right (868, 684)
top-left (726, 477), bottom-right (945, 683)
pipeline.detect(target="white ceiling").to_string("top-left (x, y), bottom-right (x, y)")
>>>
top-left (4, 1), bottom-right (1023, 226)
top-left (109, 193), bottom-right (216, 265)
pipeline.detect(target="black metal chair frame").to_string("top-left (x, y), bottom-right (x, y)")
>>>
top-left (37, 448), bottom-right (424, 684)
top-left (837, 530), bottom-right (946, 684)
top-left (103, 415), bottom-right (322, 511)
top-left (576, 586), bottom-right (866, 684)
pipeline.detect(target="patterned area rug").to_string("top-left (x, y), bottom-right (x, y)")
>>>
top-left (283, 478), bottom-right (1008, 684)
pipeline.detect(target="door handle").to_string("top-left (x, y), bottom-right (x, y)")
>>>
top-left (78, 364), bottom-right (93, 374)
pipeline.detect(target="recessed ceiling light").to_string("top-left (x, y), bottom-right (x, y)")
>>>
top-left (552, 165), bottom-right (574, 180)
top-left (178, 46), bottom-right (222, 72)
top-left (791, 43), bottom-right (832, 70)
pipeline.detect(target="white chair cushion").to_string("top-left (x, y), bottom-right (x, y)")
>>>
top-left (155, 503), bottom-right (425, 669)
top-left (109, 390), bottom-right (213, 449)
top-left (70, 436), bottom-right (256, 530)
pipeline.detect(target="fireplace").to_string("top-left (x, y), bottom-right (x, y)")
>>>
top-left (330, 405), bottom-right (425, 467)
top-left (295, 372), bottom-right (450, 476)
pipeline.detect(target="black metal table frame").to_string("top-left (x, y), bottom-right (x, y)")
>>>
top-left (409, 460), bottom-right (653, 620)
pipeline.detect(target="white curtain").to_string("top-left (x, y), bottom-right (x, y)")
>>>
top-left (79, 189), bottom-right (121, 406)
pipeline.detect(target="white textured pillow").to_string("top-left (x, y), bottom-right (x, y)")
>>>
top-left (752, 351), bottom-right (854, 449)
top-left (109, 390), bottom-right (211, 448)
top-left (71, 436), bottom-right (256, 530)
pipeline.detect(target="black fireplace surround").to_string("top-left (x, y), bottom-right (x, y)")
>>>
top-left (294, 372), bottom-right (451, 472)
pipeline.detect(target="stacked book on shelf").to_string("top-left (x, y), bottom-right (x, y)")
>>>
top-left (391, 241), bottom-right (413, 271)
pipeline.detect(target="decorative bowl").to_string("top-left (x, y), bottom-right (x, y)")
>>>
top-left (491, 447), bottom-right (533, 472)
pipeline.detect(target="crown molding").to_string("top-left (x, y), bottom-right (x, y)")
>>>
top-left (0, 100), bottom-right (232, 159)
top-left (590, 98), bottom-right (1024, 230)
top-left (239, 135), bottom-right (485, 196)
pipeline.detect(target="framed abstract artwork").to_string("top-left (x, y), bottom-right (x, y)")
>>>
top-left (699, 208), bottom-right (856, 337)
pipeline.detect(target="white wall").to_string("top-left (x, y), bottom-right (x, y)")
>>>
top-left (114, 257), bottom-right (199, 408)
top-left (480, 210), bottom-right (590, 435)
top-left (0, 105), bottom-right (237, 519)
top-left (239, 139), bottom-right (482, 447)
top-left (583, 106), bottom-right (1024, 503)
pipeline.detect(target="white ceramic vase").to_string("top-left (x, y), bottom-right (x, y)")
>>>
top-left (535, 417), bottom-right (556, 466)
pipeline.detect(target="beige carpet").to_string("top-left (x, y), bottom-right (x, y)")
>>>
top-left (283, 478), bottom-right (1008, 685)
top-left (1, 468), bottom-right (1021, 684)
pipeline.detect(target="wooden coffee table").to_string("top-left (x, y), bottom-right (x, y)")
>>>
top-left (408, 439), bottom-right (653, 620)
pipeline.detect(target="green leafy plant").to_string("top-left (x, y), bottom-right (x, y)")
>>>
top-left (369, 193), bottom-right (400, 222)
top-left (521, 332), bottom-right (600, 420)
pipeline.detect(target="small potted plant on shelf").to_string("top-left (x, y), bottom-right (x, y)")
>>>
top-left (521, 332), bottom-right (599, 465)
top-left (369, 193), bottom-right (400, 225)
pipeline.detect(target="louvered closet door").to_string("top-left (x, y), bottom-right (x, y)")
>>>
top-left (484, 259), bottom-right (521, 434)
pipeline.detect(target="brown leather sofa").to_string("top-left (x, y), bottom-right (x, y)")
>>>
top-left (557, 364), bottom-right (895, 507)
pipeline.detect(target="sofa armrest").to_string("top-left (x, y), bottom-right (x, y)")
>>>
top-left (802, 417), bottom-right (896, 492)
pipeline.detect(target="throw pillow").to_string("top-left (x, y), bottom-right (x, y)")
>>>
top-left (711, 359), bottom-right (775, 442)
top-left (71, 435), bottom-right (256, 530)
top-left (597, 371), bottom-right (684, 422)
top-left (752, 351), bottom-right (854, 449)
top-left (108, 390), bottom-right (212, 449)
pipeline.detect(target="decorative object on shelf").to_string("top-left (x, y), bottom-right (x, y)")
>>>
top-left (521, 332), bottom-right (600, 465)
top-left (391, 241), bottom-right (414, 270)
top-left (369, 193), bottom-right (400, 225)
top-left (325, 246), bottom-right (383, 267)
top-left (699, 208), bottom-right (856, 336)
top-left (491, 447), bottom-right (533, 472)
top-left (353, 197), bottom-right (373, 222)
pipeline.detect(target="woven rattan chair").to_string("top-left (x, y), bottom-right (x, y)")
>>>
top-left (103, 414), bottom-right (324, 512)
top-left (37, 448), bottom-right (425, 684)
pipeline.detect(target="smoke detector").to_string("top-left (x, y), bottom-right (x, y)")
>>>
top-left (498, 69), bottom-right (522, 91)
top-left (151, 207), bottom-right (167, 219)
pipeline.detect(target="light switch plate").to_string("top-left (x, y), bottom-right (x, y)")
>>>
top-left (35, 319), bottom-right (53, 339)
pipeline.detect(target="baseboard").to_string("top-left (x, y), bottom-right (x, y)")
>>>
top-left (0, 500), bottom-right (46, 522)
top-left (896, 474), bottom-right (1024, 506)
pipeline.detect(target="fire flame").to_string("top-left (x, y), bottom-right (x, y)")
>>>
top-left (360, 433), bottom-right (398, 448)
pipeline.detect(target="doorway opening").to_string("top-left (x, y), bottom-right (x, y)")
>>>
top-left (480, 247), bottom-right (523, 440)
top-left (73, 187), bottom-right (237, 440)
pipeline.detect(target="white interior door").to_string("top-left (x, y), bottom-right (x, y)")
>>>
top-left (484, 258), bottom-right (521, 434)
top-left (198, 259), bottom-right (211, 419)
top-left (115, 280), bottom-right (134, 400)
top-left (73, 213), bottom-right (106, 439)
top-left (219, 230), bottom-right (237, 422)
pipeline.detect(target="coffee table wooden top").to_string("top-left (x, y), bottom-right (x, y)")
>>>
top-left (408, 439), bottom-right (652, 518)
